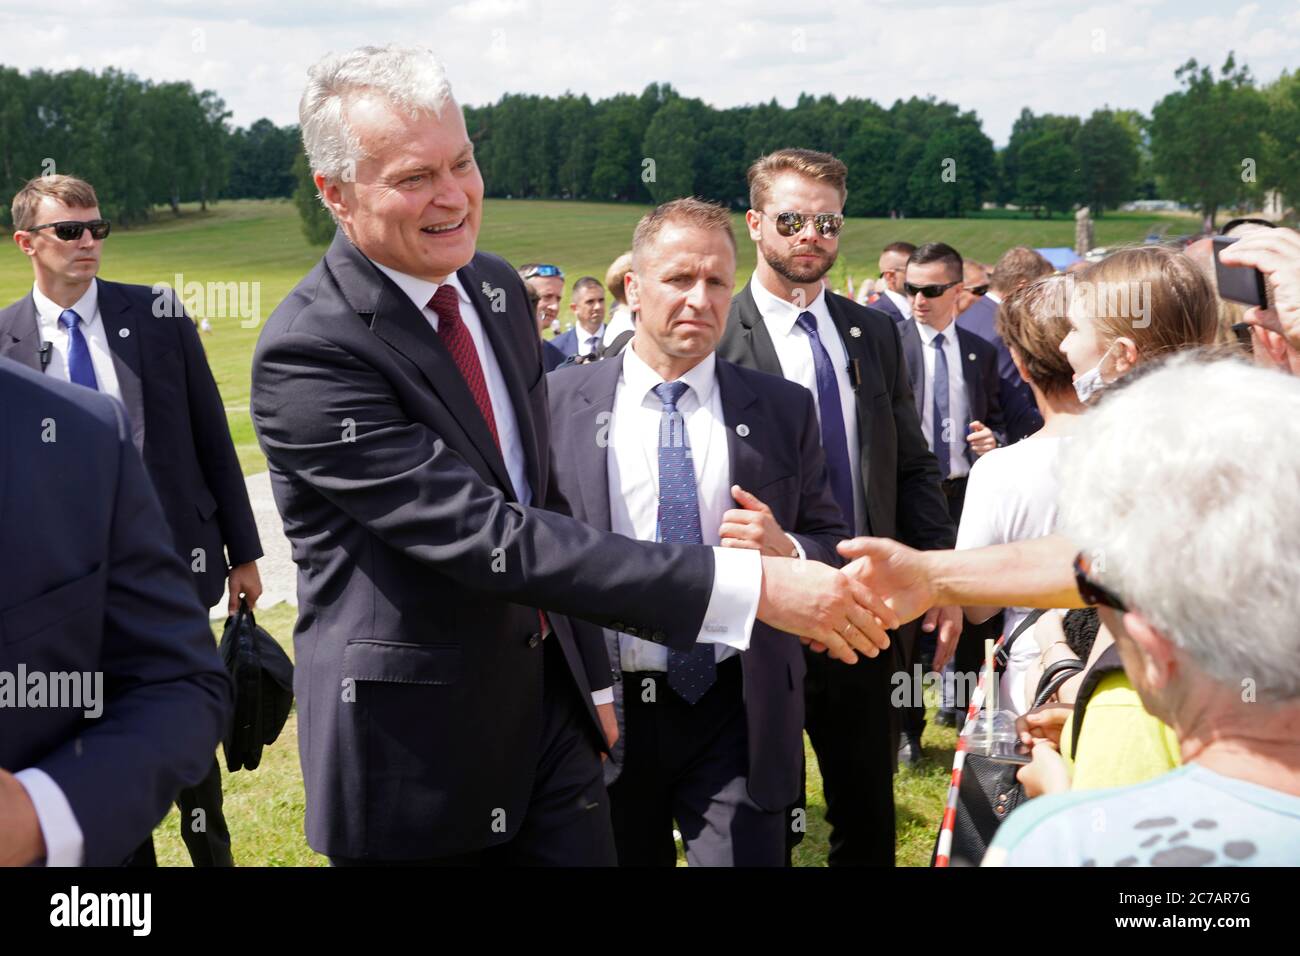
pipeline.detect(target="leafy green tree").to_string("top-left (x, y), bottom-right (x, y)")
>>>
top-left (293, 150), bottom-right (335, 246)
top-left (1078, 108), bottom-right (1139, 216)
top-left (641, 96), bottom-right (697, 203)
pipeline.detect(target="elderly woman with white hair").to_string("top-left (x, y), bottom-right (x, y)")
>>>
top-left (983, 355), bottom-right (1300, 866)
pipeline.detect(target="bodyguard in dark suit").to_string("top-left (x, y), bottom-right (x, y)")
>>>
top-left (2, 174), bottom-right (263, 867)
top-left (0, 357), bottom-right (231, 866)
top-left (252, 49), bottom-right (891, 866)
top-left (866, 241), bottom-right (916, 325)
top-left (718, 149), bottom-right (959, 866)
top-left (895, 242), bottom-right (1007, 740)
top-left (957, 291), bottom-right (1042, 443)
top-left (548, 200), bottom-right (850, 865)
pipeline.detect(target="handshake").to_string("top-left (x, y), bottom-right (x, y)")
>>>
top-left (722, 485), bottom-right (960, 668)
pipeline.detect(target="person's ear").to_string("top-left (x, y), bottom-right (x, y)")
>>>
top-left (12, 230), bottom-right (34, 257)
top-left (1008, 344), bottom-right (1030, 384)
top-left (315, 172), bottom-right (352, 229)
top-left (1112, 336), bottom-right (1139, 375)
top-left (745, 209), bottom-right (763, 242)
top-left (625, 271), bottom-right (640, 312)
top-left (1122, 611), bottom-right (1178, 692)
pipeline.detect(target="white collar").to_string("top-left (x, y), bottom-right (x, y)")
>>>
top-left (913, 316), bottom-right (957, 347)
top-left (33, 279), bottom-right (99, 328)
top-left (986, 290), bottom-right (1003, 305)
top-left (883, 287), bottom-right (912, 317)
top-left (622, 339), bottom-right (717, 408)
top-left (371, 261), bottom-right (471, 316)
top-left (749, 277), bottom-right (829, 338)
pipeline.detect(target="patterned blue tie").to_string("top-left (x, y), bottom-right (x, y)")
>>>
top-left (58, 309), bottom-right (99, 391)
top-left (654, 381), bottom-right (715, 704)
top-left (931, 332), bottom-right (951, 479)
top-left (794, 311), bottom-right (856, 531)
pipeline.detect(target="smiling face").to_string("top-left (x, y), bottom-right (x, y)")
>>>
top-left (527, 276), bottom-right (564, 331)
top-left (747, 172), bottom-right (840, 286)
top-left (14, 197), bottom-right (104, 291)
top-left (316, 92), bottom-right (483, 282)
top-left (627, 222), bottom-right (735, 378)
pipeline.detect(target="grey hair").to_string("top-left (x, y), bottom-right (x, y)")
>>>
top-left (299, 44), bottom-right (454, 180)
top-left (1057, 354), bottom-right (1300, 700)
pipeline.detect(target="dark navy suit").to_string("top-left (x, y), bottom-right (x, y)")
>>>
top-left (547, 351), bottom-right (849, 865)
top-left (0, 357), bottom-right (231, 866)
top-left (956, 294), bottom-right (1042, 443)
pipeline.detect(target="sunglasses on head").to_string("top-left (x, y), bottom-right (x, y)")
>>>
top-left (1073, 551), bottom-right (1127, 612)
top-left (522, 263), bottom-right (563, 279)
top-left (29, 219), bottom-right (111, 241)
top-left (766, 211), bottom-right (844, 239)
top-left (904, 279), bottom-right (960, 299)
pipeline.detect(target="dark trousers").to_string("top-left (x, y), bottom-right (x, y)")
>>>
top-left (608, 656), bottom-right (784, 867)
top-left (125, 757), bottom-right (233, 867)
top-left (332, 636), bottom-right (616, 867)
top-left (803, 644), bottom-right (897, 866)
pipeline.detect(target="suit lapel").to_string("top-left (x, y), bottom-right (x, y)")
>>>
top-left (96, 281), bottom-right (147, 454)
top-left (731, 283), bottom-right (784, 375)
top-left (957, 328), bottom-right (980, 464)
top-left (899, 317), bottom-right (925, 414)
top-left (716, 360), bottom-right (765, 493)
top-left (0, 296), bottom-right (43, 371)
top-left (328, 236), bottom-right (517, 498)
top-left (569, 354), bottom-right (623, 533)
top-left (459, 259), bottom-right (543, 501)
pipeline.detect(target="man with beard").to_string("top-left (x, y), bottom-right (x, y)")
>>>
top-left (718, 148), bottom-right (959, 865)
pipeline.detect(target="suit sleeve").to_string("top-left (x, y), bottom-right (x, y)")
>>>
top-left (885, 320), bottom-right (957, 552)
top-left (252, 330), bottom-right (716, 651)
top-left (788, 389), bottom-right (852, 566)
top-left (173, 298), bottom-right (263, 567)
top-left (36, 401), bottom-right (232, 867)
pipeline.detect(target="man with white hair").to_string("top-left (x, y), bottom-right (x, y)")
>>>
top-left (251, 44), bottom-right (893, 865)
top-left (983, 356), bottom-right (1300, 866)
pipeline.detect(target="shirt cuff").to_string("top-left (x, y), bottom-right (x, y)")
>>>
top-left (696, 547), bottom-right (761, 652)
top-left (785, 533), bottom-right (806, 560)
top-left (14, 768), bottom-right (84, 867)
top-left (591, 687), bottom-right (614, 706)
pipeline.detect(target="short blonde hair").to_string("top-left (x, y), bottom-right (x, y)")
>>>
top-left (605, 252), bottom-right (633, 305)
top-left (747, 148), bottom-right (847, 212)
top-left (12, 175), bottom-right (99, 231)
top-left (631, 198), bottom-right (735, 266)
top-left (996, 275), bottom-right (1075, 395)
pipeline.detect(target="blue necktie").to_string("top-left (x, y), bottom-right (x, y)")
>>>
top-left (931, 332), bottom-right (951, 479)
top-left (794, 311), bottom-right (856, 531)
top-left (654, 381), bottom-right (715, 704)
top-left (58, 309), bottom-right (99, 391)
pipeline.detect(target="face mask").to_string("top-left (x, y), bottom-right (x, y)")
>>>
top-left (1073, 343), bottom-right (1117, 404)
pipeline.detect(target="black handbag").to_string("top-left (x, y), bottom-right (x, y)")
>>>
top-left (938, 611), bottom-right (1086, 866)
top-left (218, 598), bottom-right (295, 772)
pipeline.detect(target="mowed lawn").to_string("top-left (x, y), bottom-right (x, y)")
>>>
top-left (0, 199), bottom-right (1195, 866)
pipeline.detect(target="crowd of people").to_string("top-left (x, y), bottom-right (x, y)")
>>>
top-left (3, 43), bottom-right (1299, 869)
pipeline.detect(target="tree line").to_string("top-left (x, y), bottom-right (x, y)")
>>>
top-left (1, 55), bottom-right (1295, 235)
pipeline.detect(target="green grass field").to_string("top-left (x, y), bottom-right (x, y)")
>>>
top-left (0, 198), bottom-right (1199, 475)
top-left (0, 198), bottom-right (1195, 866)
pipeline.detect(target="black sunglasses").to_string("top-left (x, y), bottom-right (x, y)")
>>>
top-left (967, 284), bottom-right (989, 296)
top-left (522, 263), bottom-right (563, 279)
top-left (766, 211), bottom-right (844, 239)
top-left (904, 280), bottom-right (960, 299)
top-left (28, 219), bottom-right (111, 241)
top-left (1073, 552), bottom-right (1127, 612)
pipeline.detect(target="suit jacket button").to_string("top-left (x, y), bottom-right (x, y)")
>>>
top-left (527, 633), bottom-right (541, 648)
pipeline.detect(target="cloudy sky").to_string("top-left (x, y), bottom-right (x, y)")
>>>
top-left (2, 0), bottom-right (1297, 144)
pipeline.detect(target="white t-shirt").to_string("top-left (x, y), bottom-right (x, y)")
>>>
top-left (955, 435), bottom-right (1071, 713)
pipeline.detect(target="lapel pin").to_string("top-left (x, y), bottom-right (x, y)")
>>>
top-left (849, 326), bottom-right (861, 338)
top-left (119, 327), bottom-right (130, 338)
top-left (968, 352), bottom-right (976, 361)
top-left (736, 424), bottom-right (750, 437)
top-left (481, 282), bottom-right (493, 296)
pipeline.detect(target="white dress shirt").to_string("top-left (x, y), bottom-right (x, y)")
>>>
top-left (749, 279), bottom-right (866, 535)
top-left (607, 345), bottom-right (761, 671)
top-left (14, 767), bottom-right (83, 866)
top-left (32, 279), bottom-right (123, 402)
top-left (913, 318), bottom-right (972, 480)
top-left (883, 287), bottom-right (913, 320)
top-left (576, 324), bottom-right (604, 357)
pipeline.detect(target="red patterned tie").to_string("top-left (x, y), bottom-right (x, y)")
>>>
top-left (429, 284), bottom-right (549, 638)
top-left (430, 284), bottom-right (501, 450)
